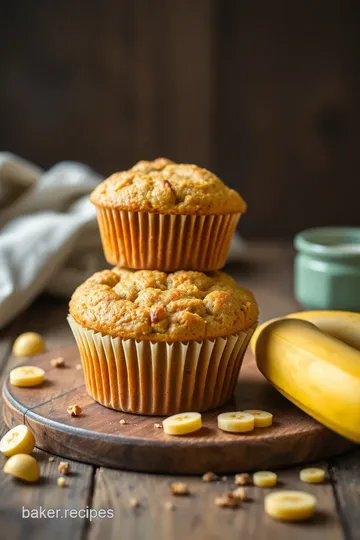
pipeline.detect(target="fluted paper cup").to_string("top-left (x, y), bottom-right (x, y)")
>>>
top-left (68, 316), bottom-right (256, 416)
top-left (94, 208), bottom-right (241, 271)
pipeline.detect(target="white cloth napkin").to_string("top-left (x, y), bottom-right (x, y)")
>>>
top-left (0, 153), bottom-right (245, 329)
top-left (0, 153), bottom-right (106, 329)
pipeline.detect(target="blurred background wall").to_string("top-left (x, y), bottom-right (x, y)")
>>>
top-left (1, 0), bottom-right (359, 237)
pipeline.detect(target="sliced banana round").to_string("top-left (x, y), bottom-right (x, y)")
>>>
top-left (12, 332), bottom-right (45, 357)
top-left (9, 366), bottom-right (45, 387)
top-left (264, 490), bottom-right (317, 521)
top-left (217, 411), bottom-right (255, 433)
top-left (0, 425), bottom-right (35, 456)
top-left (253, 471), bottom-right (277, 487)
top-left (243, 410), bottom-right (273, 428)
top-left (163, 412), bottom-right (202, 435)
top-left (4, 453), bottom-right (40, 483)
top-left (300, 467), bottom-right (326, 484)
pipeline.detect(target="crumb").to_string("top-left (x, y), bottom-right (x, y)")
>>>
top-left (232, 487), bottom-right (247, 501)
top-left (164, 501), bottom-right (175, 511)
top-left (235, 473), bottom-right (250, 485)
top-left (67, 404), bottom-right (82, 417)
top-left (129, 497), bottom-right (140, 508)
top-left (120, 419), bottom-right (127, 425)
top-left (58, 461), bottom-right (70, 475)
top-left (215, 492), bottom-right (238, 508)
top-left (48, 457), bottom-right (55, 462)
top-left (76, 364), bottom-right (82, 370)
top-left (51, 357), bottom-right (65, 368)
top-left (169, 482), bottom-right (189, 496)
top-left (202, 471), bottom-right (219, 482)
top-left (57, 477), bottom-right (66, 487)
top-left (221, 476), bottom-right (227, 481)
top-left (154, 423), bottom-right (162, 429)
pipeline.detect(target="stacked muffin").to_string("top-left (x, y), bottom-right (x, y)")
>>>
top-left (68, 158), bottom-right (258, 415)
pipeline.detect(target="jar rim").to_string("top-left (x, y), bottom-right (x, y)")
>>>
top-left (295, 227), bottom-right (360, 259)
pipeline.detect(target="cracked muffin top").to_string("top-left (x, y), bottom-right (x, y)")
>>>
top-left (90, 158), bottom-right (246, 215)
top-left (69, 268), bottom-right (258, 341)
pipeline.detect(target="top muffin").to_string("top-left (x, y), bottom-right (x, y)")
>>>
top-left (69, 268), bottom-right (258, 341)
top-left (90, 158), bottom-right (246, 215)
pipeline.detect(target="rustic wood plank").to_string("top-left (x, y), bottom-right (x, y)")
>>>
top-left (329, 449), bottom-right (360, 540)
top-left (0, 0), bottom-right (215, 175)
top-left (88, 463), bottom-right (343, 540)
top-left (0, 296), bottom-right (94, 540)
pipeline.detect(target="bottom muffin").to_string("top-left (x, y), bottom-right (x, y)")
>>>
top-left (68, 268), bottom-right (258, 415)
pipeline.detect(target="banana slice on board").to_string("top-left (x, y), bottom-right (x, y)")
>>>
top-left (217, 412), bottom-right (255, 433)
top-left (243, 410), bottom-right (273, 428)
top-left (9, 366), bottom-right (45, 387)
top-left (163, 412), bottom-right (202, 435)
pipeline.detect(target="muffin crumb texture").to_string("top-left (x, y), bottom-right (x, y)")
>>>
top-left (90, 158), bottom-right (246, 215)
top-left (69, 268), bottom-right (258, 341)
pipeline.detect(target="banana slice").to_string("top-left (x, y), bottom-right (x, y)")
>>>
top-left (253, 471), bottom-right (277, 487)
top-left (0, 425), bottom-right (35, 456)
top-left (4, 454), bottom-right (40, 482)
top-left (300, 467), bottom-right (326, 484)
top-left (217, 412), bottom-right (255, 433)
top-left (12, 332), bottom-right (45, 357)
top-left (163, 412), bottom-right (202, 435)
top-left (264, 490), bottom-right (316, 521)
top-left (243, 410), bottom-right (273, 428)
top-left (9, 366), bottom-right (45, 387)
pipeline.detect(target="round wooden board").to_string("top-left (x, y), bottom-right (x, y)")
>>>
top-left (2, 345), bottom-right (353, 474)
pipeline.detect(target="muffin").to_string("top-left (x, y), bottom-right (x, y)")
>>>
top-left (68, 268), bottom-right (258, 415)
top-left (90, 158), bottom-right (246, 272)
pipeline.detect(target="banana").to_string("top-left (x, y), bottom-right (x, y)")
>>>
top-left (251, 310), bottom-right (360, 353)
top-left (255, 318), bottom-right (360, 442)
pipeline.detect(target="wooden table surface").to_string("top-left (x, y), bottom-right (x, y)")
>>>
top-left (0, 242), bottom-right (359, 540)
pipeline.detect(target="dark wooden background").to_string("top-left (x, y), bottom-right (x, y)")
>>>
top-left (1, 0), bottom-right (360, 237)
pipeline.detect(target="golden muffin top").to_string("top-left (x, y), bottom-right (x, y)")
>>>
top-left (69, 268), bottom-right (258, 341)
top-left (90, 158), bottom-right (246, 215)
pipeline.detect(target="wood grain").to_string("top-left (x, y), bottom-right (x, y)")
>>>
top-left (0, 297), bottom-right (94, 540)
top-left (87, 463), bottom-right (343, 540)
top-left (2, 345), bottom-right (352, 474)
top-left (330, 449), bottom-right (360, 540)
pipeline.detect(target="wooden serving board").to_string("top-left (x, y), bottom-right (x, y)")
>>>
top-left (2, 345), bottom-right (352, 474)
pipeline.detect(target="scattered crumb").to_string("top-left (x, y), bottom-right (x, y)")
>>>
top-left (202, 471), bottom-right (219, 482)
top-left (67, 404), bottom-right (82, 417)
top-left (170, 482), bottom-right (189, 496)
top-left (164, 501), bottom-right (175, 511)
top-left (58, 461), bottom-right (71, 475)
top-left (120, 419), bottom-right (127, 425)
top-left (215, 492), bottom-right (238, 508)
top-left (154, 423), bottom-right (162, 429)
top-left (235, 473), bottom-right (250, 486)
top-left (51, 357), bottom-right (65, 368)
top-left (76, 364), bottom-right (82, 371)
top-left (221, 476), bottom-right (227, 482)
top-left (57, 477), bottom-right (66, 487)
top-left (129, 497), bottom-right (140, 508)
top-left (232, 487), bottom-right (247, 501)
top-left (48, 457), bottom-right (55, 462)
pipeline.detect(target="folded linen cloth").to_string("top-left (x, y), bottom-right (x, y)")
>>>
top-left (0, 153), bottom-right (105, 329)
top-left (0, 153), bottom-right (245, 329)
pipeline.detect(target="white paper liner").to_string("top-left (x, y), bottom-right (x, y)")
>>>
top-left (95, 208), bottom-right (241, 271)
top-left (68, 316), bottom-right (256, 415)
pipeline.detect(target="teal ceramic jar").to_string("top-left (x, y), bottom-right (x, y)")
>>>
top-left (294, 227), bottom-right (360, 311)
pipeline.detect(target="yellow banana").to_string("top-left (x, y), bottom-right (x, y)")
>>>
top-left (255, 318), bottom-right (360, 443)
top-left (251, 310), bottom-right (360, 353)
